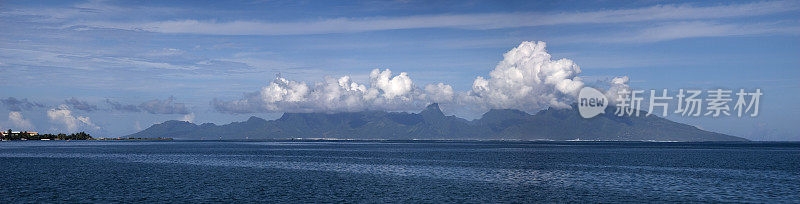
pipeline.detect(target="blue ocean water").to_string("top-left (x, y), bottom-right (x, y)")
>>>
top-left (0, 141), bottom-right (798, 203)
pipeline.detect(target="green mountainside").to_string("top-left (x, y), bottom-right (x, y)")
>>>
top-left (128, 103), bottom-right (747, 141)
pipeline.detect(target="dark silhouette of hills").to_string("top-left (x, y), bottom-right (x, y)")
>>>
top-left (127, 103), bottom-right (747, 141)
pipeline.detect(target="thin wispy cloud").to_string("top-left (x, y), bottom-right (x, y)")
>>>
top-left (105, 97), bottom-right (190, 115)
top-left (67, 1), bottom-right (799, 36)
top-left (138, 97), bottom-right (190, 115)
top-left (0, 47), bottom-right (196, 71)
top-left (586, 21), bottom-right (800, 43)
top-left (105, 99), bottom-right (141, 112)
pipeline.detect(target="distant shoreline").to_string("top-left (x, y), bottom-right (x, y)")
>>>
top-left (83, 138), bottom-right (800, 143)
top-left (4, 138), bottom-right (798, 143)
top-left (94, 137), bottom-right (173, 141)
top-left (0, 137), bottom-right (173, 141)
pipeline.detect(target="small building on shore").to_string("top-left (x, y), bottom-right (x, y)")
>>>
top-left (1, 131), bottom-right (38, 137)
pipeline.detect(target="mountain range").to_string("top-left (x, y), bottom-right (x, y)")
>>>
top-left (127, 103), bottom-right (747, 141)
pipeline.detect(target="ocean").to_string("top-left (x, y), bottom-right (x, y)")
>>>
top-left (1, 140), bottom-right (798, 203)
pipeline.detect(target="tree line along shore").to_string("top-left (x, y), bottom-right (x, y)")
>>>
top-left (1, 129), bottom-right (93, 141)
top-left (1, 129), bottom-right (173, 141)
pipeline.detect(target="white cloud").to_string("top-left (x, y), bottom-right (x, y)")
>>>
top-left (214, 41), bottom-right (624, 114)
top-left (606, 76), bottom-right (631, 105)
top-left (462, 41), bottom-right (584, 111)
top-left (370, 69), bottom-right (413, 99)
top-left (213, 68), bottom-right (425, 113)
top-left (180, 113), bottom-right (195, 123)
top-left (47, 105), bottom-right (100, 132)
top-left (0, 47), bottom-right (192, 70)
top-left (589, 21), bottom-right (800, 43)
top-left (8, 112), bottom-right (34, 130)
top-left (424, 83), bottom-right (455, 103)
top-left (68, 1), bottom-right (798, 36)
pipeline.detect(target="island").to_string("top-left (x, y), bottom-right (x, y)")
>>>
top-left (128, 103), bottom-right (747, 141)
top-left (0, 129), bottom-right (172, 141)
top-left (1, 129), bottom-right (93, 140)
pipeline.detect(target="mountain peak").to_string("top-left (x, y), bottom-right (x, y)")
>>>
top-left (420, 103), bottom-right (444, 116)
top-left (162, 120), bottom-right (195, 126)
top-left (418, 103), bottom-right (445, 122)
top-left (129, 104), bottom-right (747, 141)
top-left (483, 109), bottom-right (529, 117)
top-left (477, 109), bottom-right (530, 125)
top-left (247, 116), bottom-right (266, 123)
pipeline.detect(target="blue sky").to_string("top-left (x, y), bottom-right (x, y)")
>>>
top-left (1, 0), bottom-right (798, 140)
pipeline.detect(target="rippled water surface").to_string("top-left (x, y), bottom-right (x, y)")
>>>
top-left (1, 141), bottom-right (798, 202)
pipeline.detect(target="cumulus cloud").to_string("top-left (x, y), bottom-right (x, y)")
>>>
top-left (8, 112), bottom-right (34, 129)
top-left (1, 97), bottom-right (44, 111)
top-left (64, 97), bottom-right (98, 112)
top-left (138, 96), bottom-right (190, 114)
top-left (47, 105), bottom-right (100, 132)
top-left (371, 69), bottom-right (414, 99)
top-left (462, 41), bottom-right (584, 111)
top-left (180, 113), bottom-right (195, 123)
top-left (213, 41), bottom-right (627, 114)
top-left (213, 69), bottom-right (441, 113)
top-left (423, 83), bottom-right (455, 103)
top-left (605, 76), bottom-right (631, 105)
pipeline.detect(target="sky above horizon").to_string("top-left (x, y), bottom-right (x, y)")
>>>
top-left (1, 0), bottom-right (799, 140)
